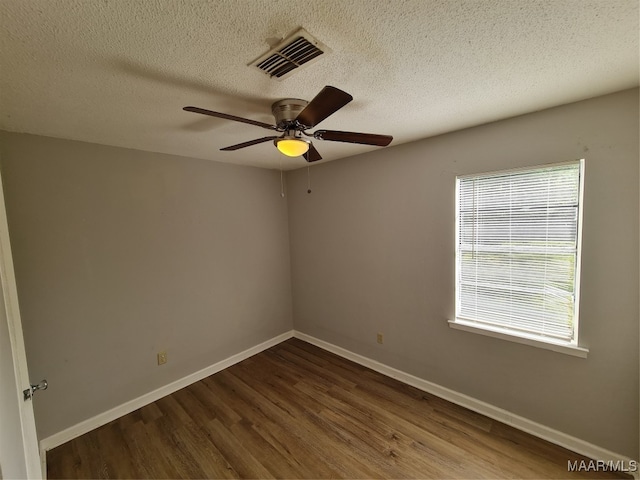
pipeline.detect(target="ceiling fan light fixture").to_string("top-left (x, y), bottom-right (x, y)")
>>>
top-left (275, 137), bottom-right (310, 157)
top-left (184, 86), bottom-right (392, 163)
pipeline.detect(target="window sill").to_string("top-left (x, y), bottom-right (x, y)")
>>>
top-left (448, 319), bottom-right (589, 358)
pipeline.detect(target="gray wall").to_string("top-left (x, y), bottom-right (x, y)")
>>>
top-left (0, 132), bottom-right (293, 439)
top-left (287, 89), bottom-right (639, 458)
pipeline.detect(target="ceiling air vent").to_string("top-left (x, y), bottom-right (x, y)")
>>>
top-left (250, 28), bottom-right (330, 80)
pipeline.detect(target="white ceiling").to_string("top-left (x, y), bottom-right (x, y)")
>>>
top-left (0, 0), bottom-right (638, 170)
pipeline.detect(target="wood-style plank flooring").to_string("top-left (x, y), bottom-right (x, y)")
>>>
top-left (47, 338), bottom-right (630, 479)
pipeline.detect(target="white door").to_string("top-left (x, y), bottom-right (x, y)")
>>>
top-left (0, 167), bottom-right (42, 479)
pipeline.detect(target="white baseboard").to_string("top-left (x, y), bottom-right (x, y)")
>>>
top-left (40, 330), bottom-right (294, 452)
top-left (293, 330), bottom-right (639, 478)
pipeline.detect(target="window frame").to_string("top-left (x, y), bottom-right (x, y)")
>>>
top-left (450, 160), bottom-right (588, 358)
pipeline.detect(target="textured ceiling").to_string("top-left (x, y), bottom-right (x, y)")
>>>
top-left (0, 0), bottom-right (638, 170)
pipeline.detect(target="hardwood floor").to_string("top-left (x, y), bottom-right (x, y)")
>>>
top-left (47, 338), bottom-right (630, 479)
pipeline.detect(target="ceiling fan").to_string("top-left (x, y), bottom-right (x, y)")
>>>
top-left (183, 86), bottom-right (393, 163)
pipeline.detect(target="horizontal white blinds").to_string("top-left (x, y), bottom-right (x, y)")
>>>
top-left (456, 162), bottom-right (582, 341)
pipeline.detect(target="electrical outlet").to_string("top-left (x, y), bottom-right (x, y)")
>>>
top-left (157, 351), bottom-right (167, 365)
top-left (377, 333), bottom-right (383, 344)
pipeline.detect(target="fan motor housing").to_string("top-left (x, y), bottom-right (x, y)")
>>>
top-left (272, 99), bottom-right (308, 128)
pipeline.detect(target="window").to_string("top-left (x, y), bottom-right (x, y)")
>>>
top-left (451, 160), bottom-right (587, 356)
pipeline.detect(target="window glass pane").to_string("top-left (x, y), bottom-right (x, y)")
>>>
top-left (456, 162), bottom-right (582, 343)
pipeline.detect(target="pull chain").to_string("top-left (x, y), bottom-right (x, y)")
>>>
top-left (307, 165), bottom-right (312, 194)
top-left (280, 169), bottom-right (285, 198)
top-left (280, 155), bottom-right (285, 198)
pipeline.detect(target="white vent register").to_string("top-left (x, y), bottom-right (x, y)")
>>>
top-left (250, 28), bottom-right (330, 80)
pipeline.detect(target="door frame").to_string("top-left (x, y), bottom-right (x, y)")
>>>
top-left (0, 166), bottom-right (43, 478)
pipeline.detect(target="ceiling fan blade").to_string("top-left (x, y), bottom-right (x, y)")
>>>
top-left (295, 86), bottom-right (353, 128)
top-left (220, 136), bottom-right (278, 151)
top-left (303, 143), bottom-right (322, 163)
top-left (183, 106), bottom-right (276, 130)
top-left (313, 130), bottom-right (393, 147)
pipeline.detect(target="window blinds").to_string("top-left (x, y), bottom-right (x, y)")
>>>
top-left (456, 162), bottom-right (582, 342)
